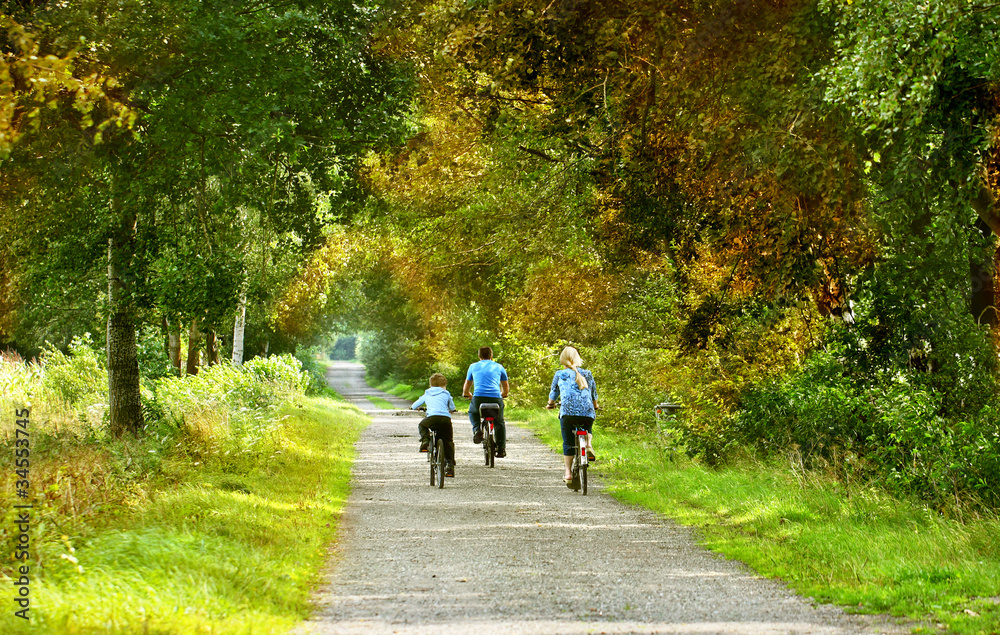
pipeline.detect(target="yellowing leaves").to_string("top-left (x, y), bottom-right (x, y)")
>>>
top-left (1, 17), bottom-right (135, 158)
top-left (503, 261), bottom-right (616, 341)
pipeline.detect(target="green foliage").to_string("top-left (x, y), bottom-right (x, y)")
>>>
top-left (39, 334), bottom-right (105, 408)
top-left (330, 334), bottom-right (357, 360)
top-left (734, 347), bottom-right (1000, 508)
top-left (152, 355), bottom-right (309, 459)
top-left (357, 330), bottom-right (412, 382)
top-left (292, 345), bottom-right (329, 395)
top-left (136, 325), bottom-right (176, 380)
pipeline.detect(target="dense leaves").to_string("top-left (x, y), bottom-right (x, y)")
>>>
top-left (316, 0), bottom-right (1000, 508)
top-left (2, 0), bottom-right (999, 504)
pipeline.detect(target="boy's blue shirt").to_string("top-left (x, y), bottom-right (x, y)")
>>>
top-left (411, 387), bottom-right (455, 418)
top-left (466, 359), bottom-right (508, 398)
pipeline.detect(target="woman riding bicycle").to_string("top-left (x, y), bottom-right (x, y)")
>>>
top-left (546, 346), bottom-right (599, 486)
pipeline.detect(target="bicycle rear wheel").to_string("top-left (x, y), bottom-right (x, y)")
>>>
top-left (487, 436), bottom-right (495, 468)
top-left (569, 458), bottom-right (580, 491)
top-left (580, 464), bottom-right (587, 495)
top-left (429, 434), bottom-right (437, 486)
top-left (436, 439), bottom-right (445, 489)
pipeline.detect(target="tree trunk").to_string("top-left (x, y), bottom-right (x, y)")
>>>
top-left (971, 218), bottom-right (999, 327)
top-left (107, 225), bottom-right (144, 437)
top-left (971, 182), bottom-right (1000, 238)
top-left (166, 316), bottom-right (182, 374)
top-left (186, 318), bottom-right (201, 376)
top-left (232, 289), bottom-right (246, 365)
top-left (970, 183), bottom-right (1000, 330)
top-left (206, 329), bottom-right (220, 366)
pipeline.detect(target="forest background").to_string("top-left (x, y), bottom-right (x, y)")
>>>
top-left (4, 0), bottom-right (1000, 508)
top-left (2, 0), bottom-right (1000, 631)
top-left (2, 0), bottom-right (1000, 619)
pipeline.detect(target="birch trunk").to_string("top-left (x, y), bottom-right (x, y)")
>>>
top-left (232, 290), bottom-right (246, 365)
top-left (167, 317), bottom-right (182, 373)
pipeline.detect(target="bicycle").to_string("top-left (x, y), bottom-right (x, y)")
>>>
top-left (478, 402), bottom-right (500, 468)
top-left (427, 427), bottom-right (445, 489)
top-left (569, 425), bottom-right (591, 495)
top-left (416, 406), bottom-right (448, 488)
top-left (547, 400), bottom-right (594, 495)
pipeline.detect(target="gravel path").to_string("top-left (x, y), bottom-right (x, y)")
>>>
top-left (300, 362), bottom-right (902, 635)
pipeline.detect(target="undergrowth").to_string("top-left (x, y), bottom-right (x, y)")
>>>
top-left (0, 341), bottom-right (365, 633)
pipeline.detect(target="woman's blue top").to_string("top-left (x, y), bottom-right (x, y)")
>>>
top-left (548, 368), bottom-right (597, 418)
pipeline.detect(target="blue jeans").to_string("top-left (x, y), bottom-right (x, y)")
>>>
top-left (468, 396), bottom-right (506, 452)
top-left (560, 415), bottom-right (593, 456)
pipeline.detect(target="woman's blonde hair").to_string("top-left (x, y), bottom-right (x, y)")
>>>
top-left (559, 346), bottom-right (588, 390)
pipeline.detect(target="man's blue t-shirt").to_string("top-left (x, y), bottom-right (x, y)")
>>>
top-left (466, 360), bottom-right (508, 398)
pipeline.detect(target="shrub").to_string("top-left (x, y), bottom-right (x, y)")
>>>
top-left (293, 345), bottom-right (328, 394)
top-left (152, 355), bottom-right (309, 459)
top-left (40, 334), bottom-right (106, 410)
top-left (732, 347), bottom-right (1000, 509)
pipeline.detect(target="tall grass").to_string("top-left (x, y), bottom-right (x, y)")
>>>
top-left (0, 342), bottom-right (362, 633)
top-left (518, 407), bottom-right (1000, 635)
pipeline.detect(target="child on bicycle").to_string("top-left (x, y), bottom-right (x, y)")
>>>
top-left (412, 373), bottom-right (457, 477)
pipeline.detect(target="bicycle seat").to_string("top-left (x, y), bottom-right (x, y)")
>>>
top-left (478, 403), bottom-right (501, 417)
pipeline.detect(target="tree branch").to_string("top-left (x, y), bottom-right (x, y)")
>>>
top-left (518, 145), bottom-right (560, 162)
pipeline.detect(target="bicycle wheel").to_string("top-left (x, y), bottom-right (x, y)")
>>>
top-left (436, 439), bottom-right (445, 489)
top-left (580, 464), bottom-right (587, 495)
top-left (487, 436), bottom-right (495, 468)
top-left (429, 435), bottom-right (437, 486)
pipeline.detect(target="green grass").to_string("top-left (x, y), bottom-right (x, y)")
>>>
top-left (372, 379), bottom-right (424, 402)
top-left (517, 408), bottom-right (1000, 635)
top-left (0, 396), bottom-right (368, 634)
top-left (366, 395), bottom-right (396, 409)
top-left (369, 379), bottom-right (473, 413)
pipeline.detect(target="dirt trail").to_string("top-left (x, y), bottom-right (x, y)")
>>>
top-left (300, 361), bottom-right (900, 635)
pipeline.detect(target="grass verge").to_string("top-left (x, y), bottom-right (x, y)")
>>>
top-left (0, 396), bottom-right (367, 634)
top-left (366, 395), bottom-right (396, 409)
top-left (369, 379), bottom-right (472, 413)
top-left (517, 408), bottom-right (1000, 635)
top-left (371, 379), bottom-right (423, 402)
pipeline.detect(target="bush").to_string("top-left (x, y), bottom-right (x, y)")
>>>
top-left (330, 335), bottom-right (357, 360)
top-left (152, 355), bottom-right (309, 458)
top-left (293, 345), bottom-right (328, 395)
top-left (40, 334), bottom-right (106, 410)
top-left (732, 347), bottom-right (1000, 509)
top-left (136, 325), bottom-right (176, 380)
top-left (357, 330), bottom-right (409, 382)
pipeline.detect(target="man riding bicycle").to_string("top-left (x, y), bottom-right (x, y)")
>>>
top-left (462, 346), bottom-right (509, 458)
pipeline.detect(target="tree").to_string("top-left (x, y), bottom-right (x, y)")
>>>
top-left (1, 0), bottom-right (411, 434)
